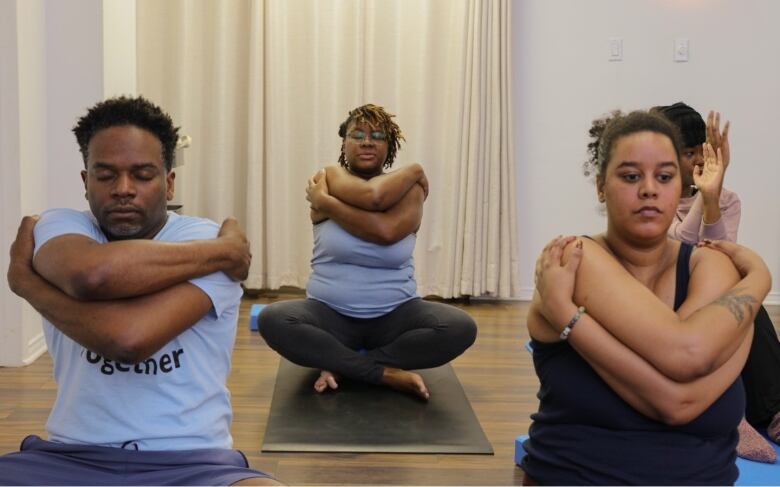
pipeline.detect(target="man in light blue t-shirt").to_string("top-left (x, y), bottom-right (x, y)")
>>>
top-left (3, 96), bottom-right (278, 486)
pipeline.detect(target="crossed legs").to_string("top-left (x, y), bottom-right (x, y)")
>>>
top-left (259, 298), bottom-right (477, 399)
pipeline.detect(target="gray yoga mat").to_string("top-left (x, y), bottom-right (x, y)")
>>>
top-left (261, 358), bottom-right (493, 454)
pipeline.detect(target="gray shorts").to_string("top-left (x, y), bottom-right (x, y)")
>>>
top-left (0, 435), bottom-right (273, 486)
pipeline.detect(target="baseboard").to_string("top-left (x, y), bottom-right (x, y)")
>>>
top-left (23, 332), bottom-right (47, 365)
top-left (766, 291), bottom-right (780, 306)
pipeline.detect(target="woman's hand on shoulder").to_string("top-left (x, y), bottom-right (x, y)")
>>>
top-left (697, 239), bottom-right (770, 280)
top-left (534, 235), bottom-right (583, 329)
top-left (307, 169), bottom-right (331, 223)
top-left (415, 167), bottom-right (429, 200)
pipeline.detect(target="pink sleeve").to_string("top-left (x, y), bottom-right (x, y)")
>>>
top-left (668, 195), bottom-right (705, 244)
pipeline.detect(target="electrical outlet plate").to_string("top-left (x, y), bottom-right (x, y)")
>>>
top-left (608, 37), bottom-right (623, 62)
top-left (674, 38), bottom-right (689, 62)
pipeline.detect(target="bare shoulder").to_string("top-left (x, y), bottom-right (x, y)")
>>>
top-left (677, 246), bottom-right (741, 318)
top-left (561, 234), bottom-right (610, 261)
top-left (689, 245), bottom-right (740, 279)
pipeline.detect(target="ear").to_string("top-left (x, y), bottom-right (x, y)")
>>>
top-left (166, 171), bottom-right (176, 201)
top-left (596, 178), bottom-right (606, 203)
top-left (81, 169), bottom-right (88, 195)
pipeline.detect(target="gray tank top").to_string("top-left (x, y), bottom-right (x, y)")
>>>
top-left (306, 219), bottom-right (418, 318)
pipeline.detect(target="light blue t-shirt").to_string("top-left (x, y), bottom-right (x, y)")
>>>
top-left (306, 219), bottom-right (418, 318)
top-left (33, 208), bottom-right (243, 451)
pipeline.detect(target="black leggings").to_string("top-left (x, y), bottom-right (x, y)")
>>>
top-left (259, 298), bottom-right (477, 384)
top-left (742, 305), bottom-right (780, 426)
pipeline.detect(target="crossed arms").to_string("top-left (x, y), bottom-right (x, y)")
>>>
top-left (306, 163), bottom-right (427, 244)
top-left (530, 237), bottom-right (770, 425)
top-left (7, 216), bottom-right (250, 364)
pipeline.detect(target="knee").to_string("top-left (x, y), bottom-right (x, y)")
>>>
top-left (437, 307), bottom-right (477, 349)
top-left (455, 313), bottom-right (478, 348)
top-left (257, 302), bottom-right (292, 345)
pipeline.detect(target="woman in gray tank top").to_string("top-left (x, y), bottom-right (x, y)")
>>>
top-left (259, 104), bottom-right (477, 400)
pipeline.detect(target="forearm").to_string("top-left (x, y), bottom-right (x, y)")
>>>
top-left (703, 197), bottom-right (741, 243)
top-left (317, 194), bottom-right (400, 244)
top-left (701, 193), bottom-right (722, 225)
top-left (668, 195), bottom-right (705, 244)
top-left (530, 294), bottom-right (751, 424)
top-left (573, 240), bottom-right (767, 380)
top-left (316, 184), bottom-right (423, 244)
top-left (35, 237), bottom-right (237, 300)
top-left (325, 164), bottom-right (423, 211)
top-left (570, 316), bottom-right (752, 425)
top-left (14, 270), bottom-right (210, 363)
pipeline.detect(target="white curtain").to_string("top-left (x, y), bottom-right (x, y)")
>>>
top-left (137, 0), bottom-right (519, 298)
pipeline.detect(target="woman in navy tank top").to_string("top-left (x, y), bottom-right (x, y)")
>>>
top-left (522, 110), bottom-right (772, 485)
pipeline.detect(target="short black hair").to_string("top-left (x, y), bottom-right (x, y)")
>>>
top-left (585, 110), bottom-right (684, 180)
top-left (652, 102), bottom-right (706, 148)
top-left (338, 104), bottom-right (405, 169)
top-left (73, 96), bottom-right (179, 171)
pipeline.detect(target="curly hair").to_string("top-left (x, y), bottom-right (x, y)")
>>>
top-left (584, 109), bottom-right (683, 180)
top-left (73, 96), bottom-right (180, 171)
top-left (338, 104), bottom-right (405, 169)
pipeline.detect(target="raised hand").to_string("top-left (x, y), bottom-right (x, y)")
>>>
top-left (706, 111), bottom-right (731, 170)
top-left (217, 217), bottom-right (251, 281)
top-left (694, 142), bottom-right (725, 202)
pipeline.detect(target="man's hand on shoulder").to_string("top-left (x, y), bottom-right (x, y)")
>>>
top-left (7, 215), bottom-right (40, 298)
top-left (217, 217), bottom-right (251, 281)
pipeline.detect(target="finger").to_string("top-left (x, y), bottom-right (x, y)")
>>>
top-left (17, 216), bottom-right (37, 239)
top-left (542, 236), bottom-right (559, 253)
top-left (565, 239), bottom-right (584, 272)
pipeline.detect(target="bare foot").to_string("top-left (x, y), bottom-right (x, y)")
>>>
top-left (314, 370), bottom-right (339, 393)
top-left (380, 367), bottom-right (430, 401)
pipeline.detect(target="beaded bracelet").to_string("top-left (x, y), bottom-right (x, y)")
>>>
top-left (559, 306), bottom-right (586, 341)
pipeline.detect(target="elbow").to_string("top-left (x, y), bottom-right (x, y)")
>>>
top-left (663, 340), bottom-right (717, 382)
top-left (107, 329), bottom-right (154, 365)
top-left (656, 403), bottom-right (699, 426)
top-left (654, 391), bottom-right (702, 426)
top-left (373, 225), bottom-right (404, 245)
top-left (368, 188), bottom-right (389, 211)
top-left (68, 265), bottom-right (112, 300)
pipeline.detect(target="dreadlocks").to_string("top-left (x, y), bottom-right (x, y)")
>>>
top-left (338, 104), bottom-right (405, 169)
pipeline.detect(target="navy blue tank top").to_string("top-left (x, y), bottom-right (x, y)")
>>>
top-left (522, 242), bottom-right (743, 485)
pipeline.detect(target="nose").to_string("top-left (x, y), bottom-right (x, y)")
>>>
top-left (111, 174), bottom-right (136, 200)
top-left (639, 178), bottom-right (658, 199)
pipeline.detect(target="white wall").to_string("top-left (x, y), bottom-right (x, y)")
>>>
top-left (513, 0), bottom-right (780, 303)
top-left (0, 0), bottom-right (137, 366)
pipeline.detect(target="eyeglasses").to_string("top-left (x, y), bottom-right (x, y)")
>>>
top-left (348, 130), bottom-right (387, 142)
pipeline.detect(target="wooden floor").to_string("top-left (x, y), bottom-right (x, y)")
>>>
top-left (1, 296), bottom-right (778, 485)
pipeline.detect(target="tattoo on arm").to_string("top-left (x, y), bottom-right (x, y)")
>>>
top-left (713, 287), bottom-right (756, 325)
